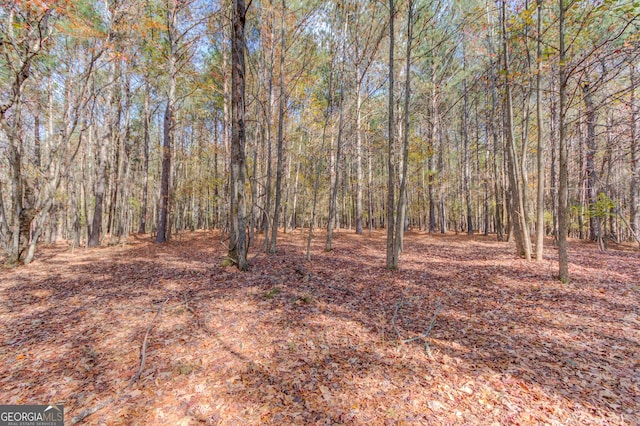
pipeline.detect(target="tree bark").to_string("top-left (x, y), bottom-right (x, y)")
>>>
top-left (355, 80), bottom-right (364, 235)
top-left (326, 8), bottom-right (348, 252)
top-left (488, 9), bottom-right (504, 242)
top-left (228, 0), bottom-right (248, 270)
top-left (139, 82), bottom-right (150, 234)
top-left (502, 0), bottom-right (531, 260)
top-left (386, 0), bottom-right (397, 269)
top-left (550, 88), bottom-right (558, 244)
top-left (629, 60), bottom-right (639, 243)
top-left (583, 81), bottom-right (599, 242)
top-left (393, 0), bottom-right (413, 261)
top-left (462, 44), bottom-right (472, 236)
top-left (89, 61), bottom-right (117, 247)
top-left (306, 53), bottom-right (334, 260)
top-left (558, 0), bottom-right (569, 282)
top-left (156, 3), bottom-right (178, 244)
top-left (270, 0), bottom-right (287, 253)
top-left (535, 0), bottom-right (545, 260)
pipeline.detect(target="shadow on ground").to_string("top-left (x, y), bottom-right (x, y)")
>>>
top-left (0, 230), bottom-right (638, 424)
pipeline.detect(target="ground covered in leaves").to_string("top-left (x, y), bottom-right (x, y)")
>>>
top-left (1, 230), bottom-right (639, 425)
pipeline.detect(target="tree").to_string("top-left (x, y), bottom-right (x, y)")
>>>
top-left (89, 58), bottom-right (119, 247)
top-left (156, 0), bottom-right (194, 243)
top-left (228, 0), bottom-right (248, 270)
top-left (1, 1), bottom-right (101, 263)
top-left (534, 0), bottom-right (544, 261)
top-left (386, 0), bottom-right (397, 270)
top-left (326, 5), bottom-right (348, 252)
top-left (631, 58), bottom-right (639, 243)
top-left (558, 0), bottom-right (569, 282)
top-left (393, 0), bottom-right (414, 259)
top-left (501, 0), bottom-right (531, 260)
top-left (270, 0), bottom-right (286, 253)
top-left (0, 3), bottom-right (53, 263)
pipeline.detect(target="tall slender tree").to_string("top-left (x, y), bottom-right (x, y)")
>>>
top-left (501, 0), bottom-right (531, 260)
top-left (394, 0), bottom-right (414, 259)
top-left (534, 0), bottom-right (544, 261)
top-left (386, 0), bottom-right (397, 269)
top-left (228, 0), bottom-right (248, 270)
top-left (270, 0), bottom-right (287, 253)
top-left (558, 0), bottom-right (569, 282)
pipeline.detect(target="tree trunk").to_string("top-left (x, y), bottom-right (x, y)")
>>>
top-left (535, 0), bottom-right (545, 260)
top-left (326, 10), bottom-right (348, 252)
top-left (502, 0), bottom-right (531, 260)
top-left (438, 133), bottom-right (446, 234)
top-left (270, 0), bottom-right (287, 253)
top-left (89, 62), bottom-right (116, 247)
top-left (139, 82), bottom-right (150, 234)
top-left (228, 0), bottom-right (248, 270)
top-left (386, 0), bottom-right (397, 269)
top-left (367, 125), bottom-right (374, 233)
top-left (558, 0), bottom-right (569, 282)
top-left (394, 0), bottom-right (413, 261)
top-left (488, 14), bottom-right (504, 242)
top-left (583, 81), bottom-right (599, 242)
top-left (326, 98), bottom-right (344, 251)
top-left (550, 88), bottom-right (558, 244)
top-left (355, 79), bottom-right (364, 235)
top-left (290, 141), bottom-right (301, 230)
top-left (462, 39), bottom-right (473, 236)
top-left (156, 4), bottom-right (178, 244)
top-left (156, 92), bottom-right (174, 243)
top-left (262, 12), bottom-right (275, 245)
top-left (629, 60), bottom-right (639, 243)
top-left (306, 53), bottom-right (334, 260)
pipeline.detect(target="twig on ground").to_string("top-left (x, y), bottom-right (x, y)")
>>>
top-left (391, 296), bottom-right (407, 340)
top-left (327, 284), bottom-right (355, 295)
top-left (392, 296), bottom-right (442, 358)
top-left (402, 298), bottom-right (441, 344)
top-left (223, 255), bottom-right (237, 265)
top-left (128, 297), bottom-right (169, 387)
top-left (183, 292), bottom-right (194, 314)
top-left (71, 397), bottom-right (116, 424)
top-left (406, 299), bottom-right (441, 359)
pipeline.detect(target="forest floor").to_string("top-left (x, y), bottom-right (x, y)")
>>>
top-left (1, 230), bottom-right (639, 425)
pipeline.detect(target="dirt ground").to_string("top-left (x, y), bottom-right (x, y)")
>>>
top-left (1, 229), bottom-right (638, 425)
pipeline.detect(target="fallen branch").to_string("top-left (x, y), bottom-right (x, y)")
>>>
top-left (402, 298), bottom-right (441, 344)
top-left (71, 397), bottom-right (116, 424)
top-left (72, 297), bottom-right (172, 423)
top-left (391, 296), bottom-right (407, 340)
top-left (327, 284), bottom-right (355, 295)
top-left (128, 297), bottom-right (169, 387)
top-left (222, 255), bottom-right (237, 265)
top-left (615, 208), bottom-right (640, 247)
top-left (183, 292), bottom-right (194, 314)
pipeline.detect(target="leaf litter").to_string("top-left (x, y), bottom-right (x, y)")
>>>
top-left (0, 230), bottom-right (638, 425)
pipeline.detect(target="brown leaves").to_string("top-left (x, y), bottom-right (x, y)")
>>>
top-left (0, 231), bottom-right (638, 424)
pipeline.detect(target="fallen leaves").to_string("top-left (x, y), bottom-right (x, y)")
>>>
top-left (0, 231), bottom-right (638, 424)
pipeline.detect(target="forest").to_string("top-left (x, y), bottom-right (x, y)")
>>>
top-left (1, 0), bottom-right (639, 424)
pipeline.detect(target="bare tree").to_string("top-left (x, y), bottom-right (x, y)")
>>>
top-left (228, 0), bottom-right (248, 270)
top-left (386, 0), bottom-right (397, 269)
top-left (270, 0), bottom-right (286, 253)
top-left (393, 0), bottom-right (414, 260)
top-left (558, 0), bottom-right (569, 282)
top-left (501, 0), bottom-right (531, 260)
top-left (535, 0), bottom-right (544, 261)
